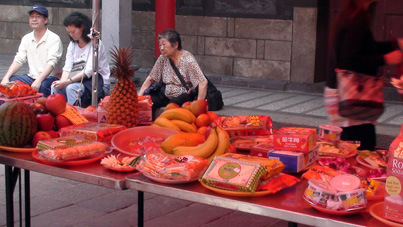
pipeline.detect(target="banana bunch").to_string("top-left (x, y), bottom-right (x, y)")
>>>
top-left (172, 124), bottom-right (230, 162)
top-left (152, 108), bottom-right (197, 133)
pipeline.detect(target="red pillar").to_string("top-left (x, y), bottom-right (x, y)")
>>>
top-left (155, 0), bottom-right (175, 57)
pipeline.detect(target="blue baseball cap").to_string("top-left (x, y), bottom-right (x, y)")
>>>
top-left (28, 5), bottom-right (48, 18)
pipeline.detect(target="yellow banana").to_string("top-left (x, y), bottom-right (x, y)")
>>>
top-left (207, 126), bottom-right (230, 163)
top-left (172, 126), bottom-right (218, 158)
top-left (153, 117), bottom-right (181, 132)
top-left (160, 108), bottom-right (195, 123)
top-left (171, 120), bottom-right (197, 133)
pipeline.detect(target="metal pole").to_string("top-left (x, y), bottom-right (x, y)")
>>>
top-left (91, 0), bottom-right (100, 107)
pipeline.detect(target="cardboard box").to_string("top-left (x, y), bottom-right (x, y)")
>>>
top-left (267, 146), bottom-right (318, 173)
top-left (273, 127), bottom-right (316, 153)
top-left (384, 136), bottom-right (403, 224)
top-left (0, 93), bottom-right (43, 106)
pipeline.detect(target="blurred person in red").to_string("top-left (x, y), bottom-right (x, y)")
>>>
top-left (324, 0), bottom-right (403, 151)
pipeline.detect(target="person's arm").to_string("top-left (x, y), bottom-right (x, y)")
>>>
top-left (31, 64), bottom-right (54, 91)
top-left (138, 75), bottom-right (154, 96)
top-left (1, 61), bottom-right (21, 85)
top-left (197, 79), bottom-right (208, 100)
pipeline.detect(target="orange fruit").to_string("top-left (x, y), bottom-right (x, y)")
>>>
top-left (207, 111), bottom-right (218, 122)
top-left (195, 113), bottom-right (211, 128)
top-left (196, 126), bottom-right (207, 135)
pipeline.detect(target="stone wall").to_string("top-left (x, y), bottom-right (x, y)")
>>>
top-left (0, 5), bottom-right (319, 89)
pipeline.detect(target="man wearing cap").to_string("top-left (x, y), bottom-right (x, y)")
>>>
top-left (0, 5), bottom-right (63, 97)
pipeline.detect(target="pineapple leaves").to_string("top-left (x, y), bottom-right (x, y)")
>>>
top-left (109, 46), bottom-right (136, 79)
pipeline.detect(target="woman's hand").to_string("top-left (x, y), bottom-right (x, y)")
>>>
top-left (197, 79), bottom-right (208, 100)
top-left (52, 80), bottom-right (70, 89)
top-left (138, 76), bottom-right (154, 96)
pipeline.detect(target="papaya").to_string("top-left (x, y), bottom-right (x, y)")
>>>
top-left (161, 132), bottom-right (205, 154)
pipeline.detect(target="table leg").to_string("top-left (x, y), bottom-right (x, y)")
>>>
top-left (288, 222), bottom-right (298, 227)
top-left (24, 170), bottom-right (30, 227)
top-left (138, 191), bottom-right (144, 227)
top-left (5, 165), bottom-right (21, 227)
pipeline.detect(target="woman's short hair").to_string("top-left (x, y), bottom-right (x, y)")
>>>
top-left (63, 12), bottom-right (91, 43)
top-left (158, 28), bottom-right (182, 50)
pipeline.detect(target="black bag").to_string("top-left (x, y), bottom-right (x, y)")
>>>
top-left (169, 60), bottom-right (224, 111)
top-left (144, 81), bottom-right (166, 100)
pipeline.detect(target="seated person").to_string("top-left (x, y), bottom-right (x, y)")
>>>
top-left (51, 12), bottom-right (110, 107)
top-left (138, 28), bottom-right (208, 112)
top-left (1, 5), bottom-right (63, 97)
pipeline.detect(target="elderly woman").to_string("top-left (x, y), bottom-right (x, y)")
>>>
top-left (51, 12), bottom-right (110, 107)
top-left (138, 29), bottom-right (208, 111)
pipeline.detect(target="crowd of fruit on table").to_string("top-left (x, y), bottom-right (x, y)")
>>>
top-left (0, 51), bottom-right (402, 226)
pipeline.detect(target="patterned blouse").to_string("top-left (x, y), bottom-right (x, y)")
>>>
top-left (149, 50), bottom-right (206, 99)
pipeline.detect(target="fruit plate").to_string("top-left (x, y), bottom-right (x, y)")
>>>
top-left (102, 164), bottom-right (137, 172)
top-left (319, 150), bottom-right (357, 159)
top-left (308, 202), bottom-right (365, 215)
top-left (0, 145), bottom-right (37, 153)
top-left (111, 126), bottom-right (178, 157)
top-left (356, 156), bottom-right (380, 169)
top-left (367, 183), bottom-right (386, 201)
top-left (369, 202), bottom-right (403, 227)
top-left (32, 150), bottom-right (106, 166)
top-left (142, 172), bottom-right (199, 184)
top-left (200, 181), bottom-right (273, 197)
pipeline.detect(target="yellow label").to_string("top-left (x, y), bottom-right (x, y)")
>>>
top-left (386, 176), bottom-right (402, 196)
top-left (61, 105), bottom-right (89, 125)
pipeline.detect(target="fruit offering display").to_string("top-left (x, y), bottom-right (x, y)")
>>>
top-left (0, 101), bottom-right (37, 147)
top-left (106, 46), bottom-right (139, 128)
top-left (0, 81), bottom-right (37, 97)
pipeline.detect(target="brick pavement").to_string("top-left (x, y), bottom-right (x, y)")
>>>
top-left (0, 53), bottom-right (402, 226)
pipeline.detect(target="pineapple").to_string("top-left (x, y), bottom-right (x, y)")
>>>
top-left (106, 46), bottom-right (139, 128)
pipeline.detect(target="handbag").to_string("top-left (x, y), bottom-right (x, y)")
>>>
top-left (337, 69), bottom-right (384, 121)
top-left (169, 60), bottom-right (224, 111)
top-left (144, 81), bottom-right (166, 100)
top-left (69, 61), bottom-right (86, 79)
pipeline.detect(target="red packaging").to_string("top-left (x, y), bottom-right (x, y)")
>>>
top-left (384, 124), bottom-right (403, 224)
top-left (0, 93), bottom-right (43, 106)
top-left (215, 115), bottom-right (272, 138)
top-left (273, 127), bottom-right (316, 153)
top-left (250, 143), bottom-right (275, 158)
top-left (59, 122), bottom-right (126, 144)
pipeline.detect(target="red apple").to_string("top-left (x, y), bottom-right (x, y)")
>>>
top-left (32, 131), bottom-right (52, 147)
top-left (46, 130), bottom-right (60, 138)
top-left (181, 101), bottom-right (192, 111)
top-left (55, 115), bottom-right (73, 130)
top-left (45, 94), bottom-right (66, 115)
top-left (190, 99), bottom-right (208, 117)
top-left (36, 113), bottom-right (55, 131)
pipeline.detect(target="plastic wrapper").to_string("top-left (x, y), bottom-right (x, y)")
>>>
top-left (215, 115), bottom-right (272, 138)
top-left (36, 136), bottom-right (91, 150)
top-left (135, 152), bottom-right (209, 181)
top-left (0, 93), bottom-right (43, 107)
top-left (0, 81), bottom-right (37, 98)
top-left (38, 141), bottom-right (106, 162)
top-left (257, 173), bottom-right (300, 193)
top-left (222, 153), bottom-right (284, 179)
top-left (59, 122), bottom-right (127, 144)
top-left (200, 156), bottom-right (267, 192)
top-left (301, 165), bottom-right (343, 184)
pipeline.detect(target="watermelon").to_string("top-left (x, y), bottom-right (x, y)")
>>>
top-left (0, 101), bottom-right (38, 147)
